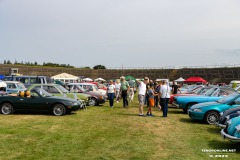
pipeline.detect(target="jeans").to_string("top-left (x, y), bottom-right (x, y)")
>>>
top-left (160, 98), bottom-right (169, 117)
top-left (108, 93), bottom-right (115, 107)
top-left (121, 90), bottom-right (128, 107)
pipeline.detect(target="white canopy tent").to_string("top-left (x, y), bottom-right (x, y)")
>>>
top-left (0, 80), bottom-right (7, 88)
top-left (51, 73), bottom-right (80, 83)
top-left (82, 78), bottom-right (93, 82)
top-left (94, 78), bottom-right (106, 82)
top-left (175, 77), bottom-right (185, 83)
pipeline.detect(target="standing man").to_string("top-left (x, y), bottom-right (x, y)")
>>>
top-left (172, 81), bottom-right (181, 94)
top-left (137, 77), bottom-right (149, 116)
top-left (159, 80), bottom-right (170, 117)
top-left (120, 76), bottom-right (130, 107)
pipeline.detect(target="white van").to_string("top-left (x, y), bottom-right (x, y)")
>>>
top-left (229, 80), bottom-right (240, 88)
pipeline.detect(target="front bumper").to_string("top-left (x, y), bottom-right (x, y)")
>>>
top-left (215, 122), bottom-right (227, 129)
top-left (221, 129), bottom-right (240, 142)
top-left (188, 110), bottom-right (205, 121)
top-left (172, 102), bottom-right (179, 108)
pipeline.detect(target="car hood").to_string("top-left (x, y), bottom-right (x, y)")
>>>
top-left (191, 101), bottom-right (219, 109)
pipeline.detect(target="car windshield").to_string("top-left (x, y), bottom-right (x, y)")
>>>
top-left (76, 85), bottom-right (86, 92)
top-left (217, 93), bottom-right (240, 104)
top-left (16, 83), bottom-right (26, 89)
top-left (55, 85), bottom-right (69, 93)
top-left (204, 88), bottom-right (218, 96)
top-left (37, 88), bottom-right (52, 97)
top-left (92, 85), bottom-right (99, 91)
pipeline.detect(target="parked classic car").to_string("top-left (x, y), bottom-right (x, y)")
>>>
top-left (5, 81), bottom-right (26, 94)
top-left (28, 84), bottom-right (91, 108)
top-left (65, 83), bottom-right (106, 106)
top-left (221, 116), bottom-right (240, 142)
top-left (216, 106), bottom-right (240, 128)
top-left (74, 83), bottom-right (106, 96)
top-left (0, 88), bottom-right (81, 116)
top-left (188, 93), bottom-right (240, 124)
top-left (174, 87), bottom-right (236, 112)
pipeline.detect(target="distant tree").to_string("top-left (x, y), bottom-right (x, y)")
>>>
top-left (34, 62), bottom-right (38, 65)
top-left (4, 60), bottom-right (6, 64)
top-left (93, 65), bottom-right (106, 69)
top-left (6, 60), bottom-right (12, 64)
top-left (84, 67), bottom-right (91, 69)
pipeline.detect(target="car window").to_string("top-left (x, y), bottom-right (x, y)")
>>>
top-left (47, 86), bottom-right (60, 93)
top-left (30, 78), bottom-right (38, 83)
top-left (7, 83), bottom-right (16, 89)
top-left (31, 91), bottom-right (40, 97)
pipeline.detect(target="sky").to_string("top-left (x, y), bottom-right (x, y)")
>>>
top-left (1, 0), bottom-right (240, 69)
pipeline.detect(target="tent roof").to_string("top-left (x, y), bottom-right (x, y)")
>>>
top-left (175, 77), bottom-right (185, 82)
top-left (125, 75), bottom-right (136, 81)
top-left (51, 73), bottom-right (79, 80)
top-left (184, 77), bottom-right (207, 83)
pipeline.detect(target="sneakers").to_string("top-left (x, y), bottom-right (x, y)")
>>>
top-left (139, 114), bottom-right (144, 116)
top-left (116, 101), bottom-right (119, 103)
top-left (147, 114), bottom-right (154, 117)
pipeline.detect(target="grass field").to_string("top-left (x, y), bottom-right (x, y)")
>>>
top-left (0, 96), bottom-right (239, 160)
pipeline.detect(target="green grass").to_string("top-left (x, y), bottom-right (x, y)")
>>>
top-left (0, 97), bottom-right (239, 160)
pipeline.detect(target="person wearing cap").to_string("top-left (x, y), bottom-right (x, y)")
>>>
top-left (120, 76), bottom-right (130, 107)
top-left (159, 80), bottom-right (171, 117)
top-left (136, 77), bottom-right (149, 116)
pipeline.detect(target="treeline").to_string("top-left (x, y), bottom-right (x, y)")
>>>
top-left (3, 60), bottom-right (74, 68)
top-left (2, 60), bottom-right (106, 69)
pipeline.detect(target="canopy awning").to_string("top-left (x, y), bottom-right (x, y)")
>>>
top-left (175, 77), bottom-right (185, 82)
top-left (51, 73), bottom-right (79, 80)
top-left (184, 77), bottom-right (207, 83)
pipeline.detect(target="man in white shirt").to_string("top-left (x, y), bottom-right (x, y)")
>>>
top-left (137, 77), bottom-right (149, 116)
top-left (159, 80), bottom-right (170, 117)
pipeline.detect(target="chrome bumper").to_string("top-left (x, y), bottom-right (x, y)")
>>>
top-left (221, 129), bottom-right (240, 142)
top-left (215, 122), bottom-right (227, 129)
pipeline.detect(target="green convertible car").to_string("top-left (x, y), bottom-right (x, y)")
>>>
top-left (0, 88), bottom-right (81, 116)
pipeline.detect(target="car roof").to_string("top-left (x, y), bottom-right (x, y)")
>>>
top-left (68, 83), bottom-right (96, 86)
top-left (4, 81), bottom-right (22, 84)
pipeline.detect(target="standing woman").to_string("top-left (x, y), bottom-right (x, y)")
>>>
top-left (115, 79), bottom-right (121, 103)
top-left (159, 80), bottom-right (170, 117)
top-left (106, 80), bottom-right (116, 108)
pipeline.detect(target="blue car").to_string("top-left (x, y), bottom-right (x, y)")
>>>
top-left (174, 87), bottom-right (236, 113)
top-left (188, 93), bottom-right (240, 124)
top-left (221, 116), bottom-right (240, 142)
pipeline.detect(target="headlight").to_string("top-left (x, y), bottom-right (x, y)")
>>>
top-left (193, 108), bottom-right (202, 112)
top-left (225, 115), bottom-right (230, 120)
top-left (220, 112), bottom-right (223, 116)
top-left (73, 102), bottom-right (78, 106)
top-left (235, 125), bottom-right (240, 133)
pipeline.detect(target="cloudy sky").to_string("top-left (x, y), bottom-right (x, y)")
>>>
top-left (1, 0), bottom-right (240, 68)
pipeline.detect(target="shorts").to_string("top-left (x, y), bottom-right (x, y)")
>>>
top-left (149, 98), bottom-right (154, 107)
top-left (138, 94), bottom-right (145, 105)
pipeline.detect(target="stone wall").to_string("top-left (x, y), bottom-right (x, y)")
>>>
top-left (0, 64), bottom-right (240, 83)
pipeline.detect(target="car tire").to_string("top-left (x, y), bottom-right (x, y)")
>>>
top-left (52, 104), bottom-right (66, 116)
top-left (88, 98), bottom-right (98, 106)
top-left (205, 111), bottom-right (219, 125)
top-left (1, 103), bottom-right (14, 115)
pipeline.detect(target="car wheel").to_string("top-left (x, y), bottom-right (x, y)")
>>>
top-left (1, 103), bottom-right (14, 115)
top-left (88, 98), bottom-right (98, 106)
top-left (52, 104), bottom-right (66, 116)
top-left (205, 111), bottom-right (219, 125)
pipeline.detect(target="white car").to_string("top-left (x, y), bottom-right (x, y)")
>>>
top-left (74, 83), bottom-right (106, 96)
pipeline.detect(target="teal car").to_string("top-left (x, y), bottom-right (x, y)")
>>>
top-left (188, 93), bottom-right (240, 124)
top-left (221, 116), bottom-right (240, 142)
top-left (174, 87), bottom-right (236, 113)
top-left (5, 81), bottom-right (26, 94)
top-left (28, 84), bottom-right (91, 108)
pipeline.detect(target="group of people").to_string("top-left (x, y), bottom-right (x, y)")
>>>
top-left (105, 76), bottom-right (180, 118)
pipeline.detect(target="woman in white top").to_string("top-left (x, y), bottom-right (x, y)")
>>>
top-left (115, 79), bottom-right (121, 102)
top-left (107, 80), bottom-right (116, 107)
top-left (159, 80), bottom-right (170, 117)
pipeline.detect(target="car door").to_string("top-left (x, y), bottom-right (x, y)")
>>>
top-left (14, 91), bottom-right (48, 111)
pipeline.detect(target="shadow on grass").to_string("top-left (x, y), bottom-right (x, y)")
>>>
top-left (179, 117), bottom-right (205, 124)
top-left (12, 111), bottom-right (77, 116)
top-left (208, 140), bottom-right (240, 153)
top-left (117, 112), bottom-right (140, 117)
top-left (207, 127), bottom-right (222, 134)
top-left (168, 109), bottom-right (186, 115)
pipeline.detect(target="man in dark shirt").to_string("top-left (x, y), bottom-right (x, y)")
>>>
top-left (172, 81), bottom-right (180, 94)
